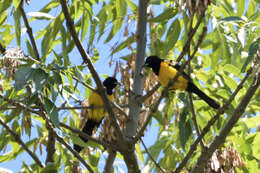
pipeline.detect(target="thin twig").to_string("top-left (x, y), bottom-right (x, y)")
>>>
top-left (55, 134), bottom-right (94, 173)
top-left (140, 138), bottom-right (166, 173)
top-left (104, 149), bottom-right (117, 173)
top-left (19, 5), bottom-right (41, 61)
top-left (45, 122), bottom-right (56, 164)
top-left (59, 122), bottom-right (117, 150)
top-left (187, 50), bottom-right (205, 148)
top-left (137, 83), bottom-right (161, 104)
top-left (71, 76), bottom-right (96, 92)
top-left (0, 42), bottom-right (6, 54)
top-left (0, 118), bottom-right (44, 168)
top-left (135, 93), bottom-right (164, 141)
top-left (176, 14), bottom-right (204, 62)
top-left (173, 67), bottom-right (253, 173)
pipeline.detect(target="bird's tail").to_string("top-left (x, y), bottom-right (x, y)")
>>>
top-left (73, 119), bottom-right (101, 153)
top-left (187, 82), bottom-right (220, 109)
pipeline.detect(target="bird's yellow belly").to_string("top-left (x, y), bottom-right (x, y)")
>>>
top-left (158, 62), bottom-right (188, 90)
top-left (88, 93), bottom-right (113, 122)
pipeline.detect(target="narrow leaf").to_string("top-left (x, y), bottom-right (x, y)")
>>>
top-left (13, 9), bottom-right (21, 47)
top-left (149, 8), bottom-right (177, 22)
top-left (27, 12), bottom-right (55, 20)
top-left (43, 98), bottom-right (59, 128)
top-left (31, 68), bottom-right (48, 91)
top-left (164, 19), bottom-right (180, 56)
top-left (14, 67), bottom-right (34, 90)
top-left (13, 0), bottom-right (22, 9)
top-left (241, 37), bottom-right (260, 72)
top-left (220, 16), bottom-right (243, 22)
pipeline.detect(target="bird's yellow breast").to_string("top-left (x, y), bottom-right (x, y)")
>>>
top-left (88, 92), bottom-right (114, 122)
top-left (158, 61), bottom-right (188, 90)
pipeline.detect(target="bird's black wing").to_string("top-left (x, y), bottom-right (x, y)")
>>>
top-left (167, 60), bottom-right (192, 81)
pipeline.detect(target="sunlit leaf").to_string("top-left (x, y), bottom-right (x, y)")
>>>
top-left (13, 0), bottom-right (22, 9)
top-left (43, 98), bottom-right (59, 128)
top-left (149, 8), bottom-right (177, 22)
top-left (13, 9), bottom-right (21, 47)
top-left (241, 37), bottom-right (260, 72)
top-left (27, 12), bottom-right (55, 20)
top-left (14, 66), bottom-right (34, 90)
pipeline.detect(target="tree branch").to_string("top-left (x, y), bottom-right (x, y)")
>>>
top-left (45, 120), bottom-right (56, 164)
top-left (137, 83), bottom-right (161, 104)
top-left (71, 76), bottom-right (96, 92)
top-left (135, 93), bottom-right (164, 141)
top-left (59, 122), bottom-right (117, 150)
top-left (192, 67), bottom-right (260, 172)
top-left (0, 42), bottom-right (6, 54)
top-left (187, 51), bottom-right (205, 148)
top-left (173, 67), bottom-right (253, 173)
top-left (140, 138), bottom-right (166, 173)
top-left (19, 4), bottom-right (41, 61)
top-left (104, 150), bottom-right (117, 173)
top-left (55, 133), bottom-right (94, 173)
top-left (176, 14), bottom-right (204, 62)
top-left (125, 0), bottom-right (148, 140)
top-left (0, 118), bottom-right (44, 168)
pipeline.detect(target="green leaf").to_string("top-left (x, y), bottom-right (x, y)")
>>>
top-left (125, 0), bottom-right (137, 13)
top-left (178, 105), bottom-right (192, 149)
top-left (13, 0), bottom-right (22, 10)
top-left (223, 74), bottom-right (237, 90)
top-left (241, 37), bottom-right (260, 72)
top-left (40, 163), bottom-right (58, 173)
top-left (223, 64), bottom-right (240, 75)
top-left (27, 12), bottom-right (55, 20)
top-left (220, 16), bottom-right (243, 22)
top-left (43, 98), bottom-right (59, 128)
top-left (14, 66), bottom-right (34, 90)
top-left (245, 115), bottom-right (260, 129)
top-left (97, 8), bottom-right (107, 40)
top-left (26, 39), bottom-right (36, 59)
top-left (237, 0), bottom-right (245, 16)
top-left (81, 11), bottom-right (89, 41)
top-left (116, 0), bottom-right (127, 17)
top-left (0, 12), bottom-right (7, 26)
top-left (0, 1), bottom-right (12, 14)
top-left (112, 36), bottom-right (135, 54)
top-left (164, 19), bottom-right (180, 56)
top-left (40, 1), bottom-right (60, 13)
top-left (41, 14), bottom-right (64, 60)
top-left (149, 8), bottom-right (177, 22)
top-left (88, 151), bottom-right (100, 167)
top-left (89, 18), bottom-right (98, 45)
top-left (13, 9), bottom-right (21, 47)
top-left (136, 143), bottom-right (144, 163)
top-left (31, 68), bottom-right (48, 91)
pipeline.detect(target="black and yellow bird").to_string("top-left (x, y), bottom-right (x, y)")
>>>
top-left (73, 77), bottom-right (120, 153)
top-left (143, 55), bottom-right (220, 109)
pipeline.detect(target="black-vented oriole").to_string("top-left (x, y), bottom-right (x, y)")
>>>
top-left (143, 55), bottom-right (220, 109)
top-left (73, 77), bottom-right (120, 153)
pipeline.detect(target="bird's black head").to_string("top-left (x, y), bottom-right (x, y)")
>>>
top-left (103, 77), bottom-right (120, 95)
top-left (143, 56), bottom-right (163, 75)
